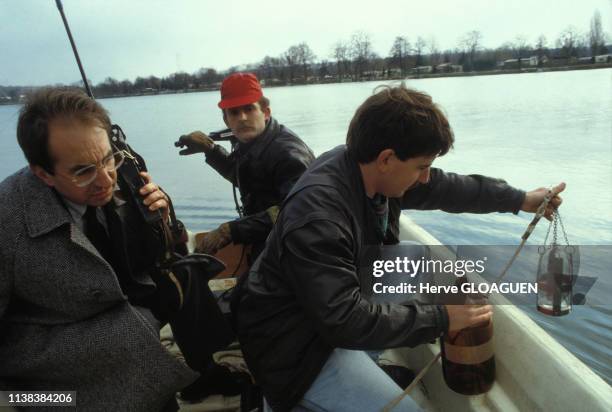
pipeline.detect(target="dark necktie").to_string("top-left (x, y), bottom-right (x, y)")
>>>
top-left (85, 206), bottom-right (133, 296)
top-left (84, 206), bottom-right (113, 263)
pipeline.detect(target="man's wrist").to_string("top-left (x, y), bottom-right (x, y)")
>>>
top-left (203, 142), bottom-right (217, 155)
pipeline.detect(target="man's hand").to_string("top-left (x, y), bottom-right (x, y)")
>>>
top-left (445, 304), bottom-right (493, 332)
top-left (139, 171), bottom-right (169, 222)
top-left (195, 222), bottom-right (232, 255)
top-left (175, 131), bottom-right (215, 155)
top-left (521, 182), bottom-right (566, 221)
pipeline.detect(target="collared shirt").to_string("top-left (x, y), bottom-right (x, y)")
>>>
top-left (61, 186), bottom-right (124, 235)
top-left (62, 197), bottom-right (106, 235)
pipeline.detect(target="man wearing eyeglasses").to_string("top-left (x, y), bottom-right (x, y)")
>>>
top-left (0, 88), bottom-right (198, 411)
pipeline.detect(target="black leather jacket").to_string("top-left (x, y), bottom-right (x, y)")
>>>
top-left (236, 145), bottom-right (525, 411)
top-left (205, 117), bottom-right (314, 257)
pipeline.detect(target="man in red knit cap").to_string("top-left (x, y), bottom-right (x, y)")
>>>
top-left (177, 72), bottom-right (314, 262)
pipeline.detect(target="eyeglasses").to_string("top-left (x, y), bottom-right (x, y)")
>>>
top-left (69, 149), bottom-right (125, 187)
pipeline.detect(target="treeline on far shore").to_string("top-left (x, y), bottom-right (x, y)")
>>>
top-left (2, 10), bottom-right (610, 104)
top-left (1, 60), bottom-right (610, 106)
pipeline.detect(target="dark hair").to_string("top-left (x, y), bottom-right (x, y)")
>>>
top-left (346, 84), bottom-right (454, 163)
top-left (257, 95), bottom-right (270, 111)
top-left (17, 87), bottom-right (112, 174)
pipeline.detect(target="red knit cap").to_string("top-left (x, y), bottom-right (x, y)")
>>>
top-left (218, 72), bottom-right (263, 109)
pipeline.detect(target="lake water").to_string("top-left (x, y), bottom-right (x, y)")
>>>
top-left (1, 69), bottom-right (610, 385)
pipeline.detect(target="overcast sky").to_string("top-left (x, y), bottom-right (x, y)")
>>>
top-left (1, 0), bottom-right (610, 86)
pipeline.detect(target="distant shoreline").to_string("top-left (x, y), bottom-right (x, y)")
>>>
top-left (2, 63), bottom-right (611, 106)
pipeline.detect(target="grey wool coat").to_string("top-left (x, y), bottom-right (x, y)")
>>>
top-left (0, 168), bottom-right (197, 411)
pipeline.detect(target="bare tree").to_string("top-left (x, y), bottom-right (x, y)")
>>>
top-left (119, 79), bottom-right (133, 94)
top-left (589, 10), bottom-right (607, 57)
top-left (318, 60), bottom-right (331, 79)
top-left (283, 46), bottom-right (301, 83)
top-left (295, 42), bottom-right (317, 82)
top-left (97, 77), bottom-right (121, 96)
top-left (428, 36), bottom-right (441, 70)
top-left (459, 30), bottom-right (482, 71)
top-left (134, 76), bottom-right (147, 91)
top-left (331, 41), bottom-right (351, 80)
top-left (441, 49), bottom-right (453, 64)
top-left (148, 76), bottom-right (162, 90)
top-left (512, 35), bottom-right (531, 69)
top-left (576, 33), bottom-right (589, 57)
top-left (413, 36), bottom-right (427, 67)
top-left (389, 36), bottom-right (410, 76)
top-left (259, 56), bottom-right (279, 83)
top-left (496, 42), bottom-right (514, 62)
top-left (195, 68), bottom-right (218, 87)
top-left (366, 52), bottom-right (383, 79)
top-left (534, 35), bottom-right (548, 67)
top-left (350, 31), bottom-right (373, 79)
top-left (556, 26), bottom-right (580, 60)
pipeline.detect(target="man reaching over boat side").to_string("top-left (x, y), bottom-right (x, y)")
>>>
top-left (175, 73), bottom-right (315, 400)
top-left (234, 84), bottom-right (565, 412)
top-left (0, 88), bottom-right (228, 411)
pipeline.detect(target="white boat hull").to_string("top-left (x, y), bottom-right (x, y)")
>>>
top-left (392, 214), bottom-right (612, 411)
